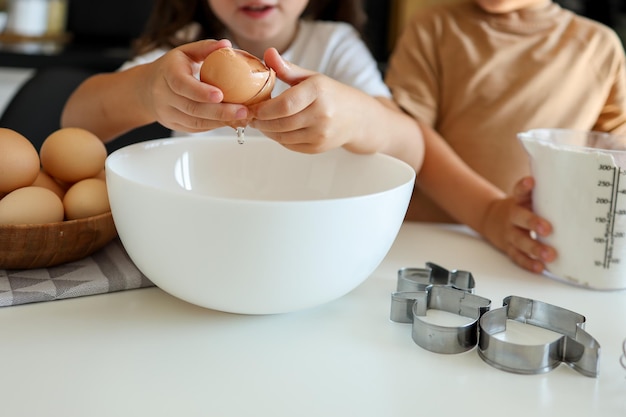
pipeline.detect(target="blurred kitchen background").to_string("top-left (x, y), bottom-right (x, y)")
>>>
top-left (0, 0), bottom-right (625, 117)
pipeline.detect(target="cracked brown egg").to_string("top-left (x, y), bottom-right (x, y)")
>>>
top-left (200, 47), bottom-right (276, 105)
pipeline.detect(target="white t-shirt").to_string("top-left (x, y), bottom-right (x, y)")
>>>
top-left (120, 20), bottom-right (389, 137)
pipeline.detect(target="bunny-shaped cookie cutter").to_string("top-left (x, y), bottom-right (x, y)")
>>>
top-left (390, 262), bottom-right (601, 377)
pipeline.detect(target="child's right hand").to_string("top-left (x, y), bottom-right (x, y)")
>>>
top-left (484, 176), bottom-right (557, 273)
top-left (136, 39), bottom-right (251, 133)
top-left (62, 39), bottom-right (254, 142)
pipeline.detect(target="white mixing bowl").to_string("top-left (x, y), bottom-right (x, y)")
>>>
top-left (105, 136), bottom-right (415, 314)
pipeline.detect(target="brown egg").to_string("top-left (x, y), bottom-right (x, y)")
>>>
top-left (93, 168), bottom-right (106, 181)
top-left (40, 127), bottom-right (107, 183)
top-left (0, 186), bottom-right (64, 225)
top-left (200, 47), bottom-right (276, 105)
top-left (63, 178), bottom-right (110, 220)
top-left (0, 128), bottom-right (40, 193)
top-left (31, 169), bottom-right (66, 200)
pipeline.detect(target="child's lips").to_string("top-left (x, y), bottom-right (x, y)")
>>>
top-left (240, 4), bottom-right (275, 18)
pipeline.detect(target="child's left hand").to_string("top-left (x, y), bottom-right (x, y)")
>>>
top-left (484, 176), bottom-right (558, 273)
top-left (248, 48), bottom-right (381, 154)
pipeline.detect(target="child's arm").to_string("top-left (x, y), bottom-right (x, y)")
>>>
top-left (61, 39), bottom-right (248, 142)
top-left (249, 48), bottom-right (424, 172)
top-left (416, 122), bottom-right (557, 273)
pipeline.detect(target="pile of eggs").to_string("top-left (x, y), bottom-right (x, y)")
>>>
top-left (0, 127), bottom-right (110, 225)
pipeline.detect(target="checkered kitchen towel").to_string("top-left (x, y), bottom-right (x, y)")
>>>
top-left (0, 238), bottom-right (154, 307)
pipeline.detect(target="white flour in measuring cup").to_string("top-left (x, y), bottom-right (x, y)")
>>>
top-left (519, 129), bottom-right (626, 290)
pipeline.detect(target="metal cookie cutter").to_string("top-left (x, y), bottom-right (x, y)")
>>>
top-left (390, 263), bottom-right (491, 354)
top-left (395, 262), bottom-right (476, 294)
top-left (478, 296), bottom-right (601, 378)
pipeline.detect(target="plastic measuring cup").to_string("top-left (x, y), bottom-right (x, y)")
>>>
top-left (518, 128), bottom-right (626, 290)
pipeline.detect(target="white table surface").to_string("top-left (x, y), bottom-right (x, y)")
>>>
top-left (1, 222), bottom-right (625, 416)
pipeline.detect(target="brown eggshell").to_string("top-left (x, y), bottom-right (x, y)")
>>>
top-left (0, 128), bottom-right (40, 193)
top-left (243, 68), bottom-right (276, 105)
top-left (93, 169), bottom-right (106, 181)
top-left (0, 186), bottom-right (65, 225)
top-left (63, 178), bottom-right (110, 220)
top-left (40, 127), bottom-right (107, 183)
top-left (200, 47), bottom-right (276, 104)
top-left (31, 169), bottom-right (66, 200)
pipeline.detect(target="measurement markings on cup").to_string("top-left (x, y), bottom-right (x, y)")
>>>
top-left (595, 163), bottom-right (626, 269)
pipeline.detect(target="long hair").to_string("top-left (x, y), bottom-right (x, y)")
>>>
top-left (133, 0), bottom-right (366, 55)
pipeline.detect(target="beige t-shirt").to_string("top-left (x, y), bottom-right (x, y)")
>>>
top-left (386, 1), bottom-right (626, 222)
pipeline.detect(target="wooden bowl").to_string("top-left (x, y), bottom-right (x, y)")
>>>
top-left (0, 211), bottom-right (117, 270)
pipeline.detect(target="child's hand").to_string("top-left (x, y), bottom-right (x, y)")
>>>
top-left (248, 48), bottom-right (377, 153)
top-left (140, 39), bottom-right (250, 133)
top-left (485, 177), bottom-right (557, 273)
